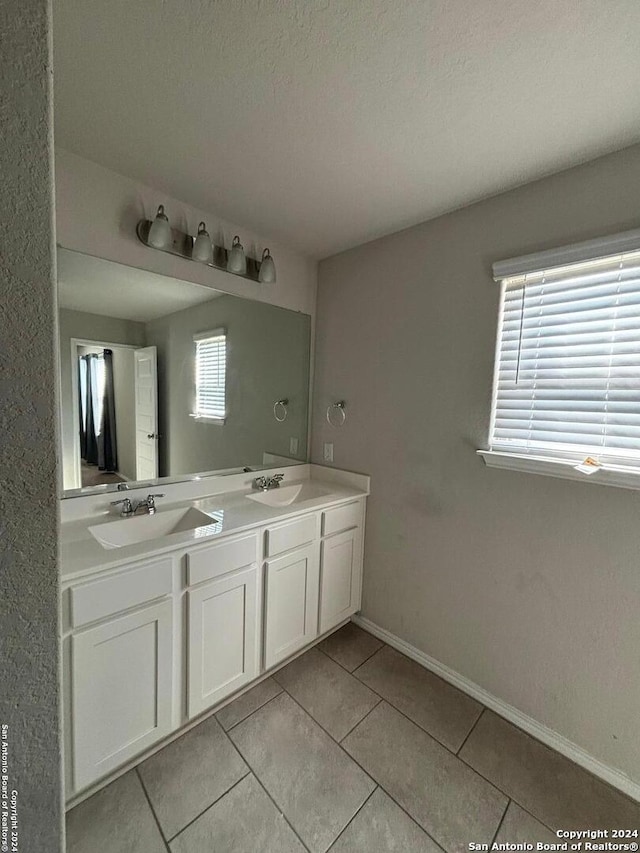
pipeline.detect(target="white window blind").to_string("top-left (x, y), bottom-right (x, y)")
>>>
top-left (490, 249), bottom-right (640, 465)
top-left (193, 329), bottom-right (226, 420)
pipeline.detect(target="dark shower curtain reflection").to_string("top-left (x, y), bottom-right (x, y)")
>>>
top-left (98, 350), bottom-right (117, 472)
top-left (78, 350), bottom-right (118, 473)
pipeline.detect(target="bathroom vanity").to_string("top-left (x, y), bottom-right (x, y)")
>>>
top-left (60, 465), bottom-right (369, 800)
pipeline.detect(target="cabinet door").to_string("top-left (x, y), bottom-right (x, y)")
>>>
top-left (187, 566), bottom-right (259, 718)
top-left (319, 528), bottom-right (360, 634)
top-left (264, 544), bottom-right (320, 669)
top-left (71, 599), bottom-right (173, 791)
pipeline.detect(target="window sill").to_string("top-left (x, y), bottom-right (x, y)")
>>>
top-left (477, 450), bottom-right (640, 492)
top-left (190, 414), bottom-right (226, 425)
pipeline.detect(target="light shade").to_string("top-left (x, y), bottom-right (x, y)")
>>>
top-left (259, 248), bottom-right (276, 283)
top-left (192, 221), bottom-right (213, 263)
top-left (227, 235), bottom-right (247, 275)
top-left (148, 204), bottom-right (170, 249)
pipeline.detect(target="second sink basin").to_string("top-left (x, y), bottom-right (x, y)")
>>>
top-left (89, 507), bottom-right (217, 549)
top-left (246, 482), bottom-right (331, 507)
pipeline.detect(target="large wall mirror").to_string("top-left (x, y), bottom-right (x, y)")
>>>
top-left (58, 249), bottom-right (311, 496)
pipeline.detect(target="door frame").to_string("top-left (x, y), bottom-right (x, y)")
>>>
top-left (69, 337), bottom-right (137, 490)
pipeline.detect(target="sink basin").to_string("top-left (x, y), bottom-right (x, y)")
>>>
top-left (89, 507), bottom-right (218, 549)
top-left (246, 482), bottom-right (331, 507)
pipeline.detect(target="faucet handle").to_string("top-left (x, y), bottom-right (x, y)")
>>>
top-left (146, 493), bottom-right (165, 499)
top-left (110, 498), bottom-right (134, 516)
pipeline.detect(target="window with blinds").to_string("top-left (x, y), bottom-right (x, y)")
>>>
top-left (490, 248), bottom-right (640, 466)
top-left (193, 329), bottom-right (226, 421)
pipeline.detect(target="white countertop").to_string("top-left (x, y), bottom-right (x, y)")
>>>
top-left (60, 476), bottom-right (368, 584)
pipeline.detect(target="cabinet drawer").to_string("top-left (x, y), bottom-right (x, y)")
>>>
top-left (70, 557), bottom-right (173, 628)
top-left (322, 501), bottom-right (361, 537)
top-left (265, 514), bottom-right (318, 557)
top-left (187, 533), bottom-right (258, 585)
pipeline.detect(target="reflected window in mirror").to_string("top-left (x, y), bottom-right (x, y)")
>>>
top-left (192, 329), bottom-right (227, 424)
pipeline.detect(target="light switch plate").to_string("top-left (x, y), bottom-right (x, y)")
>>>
top-left (323, 442), bottom-right (334, 463)
top-left (289, 437), bottom-right (299, 456)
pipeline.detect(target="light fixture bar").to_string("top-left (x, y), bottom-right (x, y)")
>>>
top-left (136, 218), bottom-right (264, 283)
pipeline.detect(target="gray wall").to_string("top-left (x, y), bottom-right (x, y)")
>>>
top-left (58, 308), bottom-right (146, 488)
top-left (312, 143), bottom-right (640, 784)
top-left (0, 0), bottom-right (63, 849)
top-left (146, 294), bottom-right (310, 476)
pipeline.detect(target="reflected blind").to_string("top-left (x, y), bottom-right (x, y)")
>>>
top-left (194, 330), bottom-right (226, 419)
top-left (490, 250), bottom-right (640, 464)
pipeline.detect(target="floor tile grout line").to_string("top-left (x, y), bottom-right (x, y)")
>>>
top-left (275, 678), bottom-right (378, 750)
top-left (225, 748), bottom-right (312, 852)
top-left (220, 707), bottom-right (312, 852)
top-left (349, 642), bottom-right (387, 674)
top-left (325, 785), bottom-right (378, 851)
top-left (164, 770), bottom-right (252, 844)
top-left (343, 641), bottom-right (489, 757)
top-left (371, 781), bottom-right (448, 852)
top-left (330, 694), bottom-right (516, 847)
top-left (454, 750), bottom-right (559, 829)
top-left (134, 767), bottom-right (172, 853)
top-left (489, 797), bottom-right (511, 848)
top-left (455, 706), bottom-right (486, 756)
top-left (287, 643), bottom-right (385, 707)
top-left (221, 684), bottom-right (284, 734)
top-left (508, 800), bottom-right (559, 836)
top-left (229, 683), bottom-right (445, 853)
top-left (317, 636), bottom-right (385, 676)
top-left (248, 685), bottom-right (384, 843)
top-left (347, 675), bottom-right (486, 759)
top-left (276, 672), bottom-right (509, 824)
top-left (225, 688), bottom-right (286, 733)
top-left (338, 698), bottom-right (383, 744)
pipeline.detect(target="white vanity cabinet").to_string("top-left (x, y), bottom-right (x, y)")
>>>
top-left (319, 502), bottom-right (365, 634)
top-left (263, 514), bottom-right (321, 668)
top-left (185, 534), bottom-right (260, 717)
top-left (67, 557), bottom-right (175, 791)
top-left (264, 543), bottom-right (320, 667)
top-left (62, 488), bottom-right (367, 800)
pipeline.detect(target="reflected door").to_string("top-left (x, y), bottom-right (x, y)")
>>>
top-left (134, 346), bottom-right (158, 479)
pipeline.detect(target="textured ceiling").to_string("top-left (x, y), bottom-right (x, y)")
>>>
top-left (53, 0), bottom-right (640, 258)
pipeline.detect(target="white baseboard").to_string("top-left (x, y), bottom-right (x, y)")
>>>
top-left (352, 615), bottom-right (640, 803)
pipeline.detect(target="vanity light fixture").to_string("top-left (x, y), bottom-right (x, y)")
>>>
top-left (136, 211), bottom-right (275, 284)
top-left (192, 221), bottom-right (213, 263)
top-left (259, 248), bottom-right (276, 283)
top-left (227, 235), bottom-right (247, 275)
top-left (147, 205), bottom-right (171, 249)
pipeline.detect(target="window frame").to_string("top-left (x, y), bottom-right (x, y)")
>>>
top-left (480, 228), bottom-right (640, 491)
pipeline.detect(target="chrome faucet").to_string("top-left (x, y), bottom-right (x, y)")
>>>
top-left (135, 494), bottom-right (165, 515)
top-left (110, 493), bottom-right (165, 517)
top-left (252, 474), bottom-right (284, 492)
top-left (111, 497), bottom-right (135, 517)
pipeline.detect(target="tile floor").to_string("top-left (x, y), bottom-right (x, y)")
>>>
top-left (66, 623), bottom-right (640, 853)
